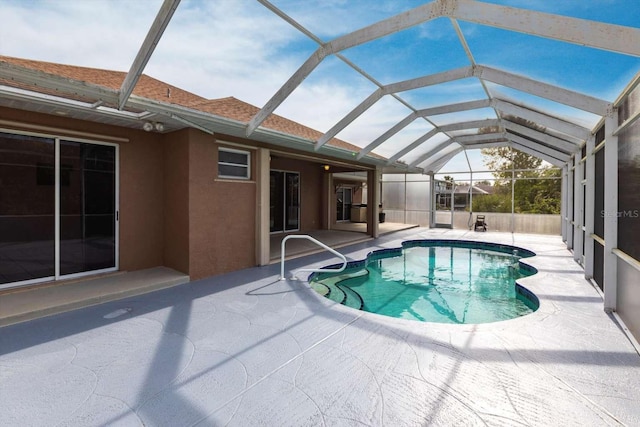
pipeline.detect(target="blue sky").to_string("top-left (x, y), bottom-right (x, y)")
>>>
top-left (1, 0), bottom-right (639, 179)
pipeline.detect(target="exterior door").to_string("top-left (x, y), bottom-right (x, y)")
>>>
top-left (270, 170), bottom-right (299, 233)
top-left (0, 133), bottom-right (56, 285)
top-left (59, 141), bottom-right (117, 276)
top-left (0, 131), bottom-right (118, 289)
top-left (433, 179), bottom-right (454, 228)
top-left (336, 187), bottom-right (352, 221)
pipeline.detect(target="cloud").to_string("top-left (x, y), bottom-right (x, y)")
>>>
top-left (276, 77), bottom-right (375, 135)
top-left (0, 0), bottom-right (157, 70)
top-left (0, 0), bottom-right (310, 104)
top-left (148, 0), bottom-right (312, 103)
top-left (1, 0), bottom-right (638, 164)
top-left (269, 0), bottom-right (431, 40)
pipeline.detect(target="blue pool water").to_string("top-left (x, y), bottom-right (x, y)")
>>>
top-left (310, 240), bottom-right (539, 324)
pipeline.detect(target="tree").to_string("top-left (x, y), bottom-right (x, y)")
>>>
top-left (472, 193), bottom-right (512, 213)
top-left (481, 147), bottom-right (542, 179)
top-left (478, 147), bottom-right (561, 214)
top-left (442, 175), bottom-right (454, 190)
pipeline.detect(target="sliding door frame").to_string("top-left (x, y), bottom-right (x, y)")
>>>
top-left (0, 127), bottom-right (119, 290)
top-left (269, 169), bottom-right (300, 234)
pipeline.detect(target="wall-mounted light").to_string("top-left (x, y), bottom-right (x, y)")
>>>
top-left (142, 121), bottom-right (165, 132)
top-left (323, 165), bottom-right (330, 171)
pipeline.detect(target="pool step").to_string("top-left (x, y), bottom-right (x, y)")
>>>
top-left (337, 282), bottom-right (364, 310)
top-left (310, 269), bottom-right (368, 310)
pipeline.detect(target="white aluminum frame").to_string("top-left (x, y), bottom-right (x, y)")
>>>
top-left (0, 127), bottom-right (120, 290)
top-left (269, 169), bottom-right (301, 234)
top-left (218, 147), bottom-right (251, 180)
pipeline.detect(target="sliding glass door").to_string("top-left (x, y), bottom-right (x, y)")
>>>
top-left (0, 133), bottom-right (56, 284)
top-left (270, 170), bottom-right (299, 233)
top-left (0, 131), bottom-right (117, 288)
top-left (336, 186), bottom-right (352, 221)
top-left (59, 141), bottom-right (117, 276)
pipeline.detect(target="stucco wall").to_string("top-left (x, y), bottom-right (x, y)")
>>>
top-left (162, 130), bottom-right (190, 274)
top-left (187, 133), bottom-right (257, 279)
top-left (119, 132), bottom-right (165, 271)
top-left (0, 107), bottom-right (371, 284)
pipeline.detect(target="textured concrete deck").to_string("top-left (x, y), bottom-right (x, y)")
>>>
top-left (1, 228), bottom-right (639, 426)
top-left (0, 267), bottom-right (190, 328)
top-left (269, 222), bottom-right (418, 261)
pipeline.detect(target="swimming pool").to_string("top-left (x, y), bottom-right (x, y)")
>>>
top-left (309, 240), bottom-right (539, 324)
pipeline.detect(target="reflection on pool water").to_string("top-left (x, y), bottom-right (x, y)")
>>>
top-left (310, 240), bottom-right (539, 324)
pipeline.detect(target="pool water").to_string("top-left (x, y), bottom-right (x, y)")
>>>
top-left (310, 240), bottom-right (538, 324)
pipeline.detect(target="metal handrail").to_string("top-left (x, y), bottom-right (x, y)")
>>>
top-left (280, 234), bottom-right (347, 280)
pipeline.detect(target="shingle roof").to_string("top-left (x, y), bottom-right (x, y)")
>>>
top-left (0, 56), bottom-right (206, 107)
top-left (190, 97), bottom-right (368, 153)
top-left (0, 55), bottom-right (368, 155)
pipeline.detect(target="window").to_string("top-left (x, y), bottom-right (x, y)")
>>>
top-left (218, 147), bottom-right (250, 179)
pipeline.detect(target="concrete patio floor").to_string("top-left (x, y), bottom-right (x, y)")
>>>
top-left (269, 222), bottom-right (418, 261)
top-left (1, 228), bottom-right (639, 426)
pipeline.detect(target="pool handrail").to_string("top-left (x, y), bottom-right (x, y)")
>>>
top-left (280, 234), bottom-right (347, 280)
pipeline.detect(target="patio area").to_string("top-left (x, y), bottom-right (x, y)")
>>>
top-left (269, 222), bottom-right (419, 261)
top-left (1, 228), bottom-right (639, 426)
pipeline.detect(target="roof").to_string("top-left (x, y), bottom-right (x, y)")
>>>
top-left (0, 55), bottom-right (368, 156)
top-left (0, 55), bottom-right (206, 108)
top-left (1, 1), bottom-right (639, 174)
top-left (189, 97), bottom-right (371, 154)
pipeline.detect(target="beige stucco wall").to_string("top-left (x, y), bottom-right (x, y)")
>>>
top-left (187, 133), bottom-right (257, 279)
top-left (162, 130), bottom-right (190, 274)
top-left (1, 107), bottom-right (375, 284)
top-left (0, 107), bottom-right (166, 273)
top-left (118, 132), bottom-right (165, 271)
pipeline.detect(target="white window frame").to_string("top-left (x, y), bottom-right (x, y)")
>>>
top-left (218, 147), bottom-right (251, 180)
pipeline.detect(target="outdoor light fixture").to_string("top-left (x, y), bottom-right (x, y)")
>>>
top-left (323, 165), bottom-right (330, 171)
top-left (142, 121), bottom-right (165, 132)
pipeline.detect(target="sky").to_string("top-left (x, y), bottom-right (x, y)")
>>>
top-left (1, 0), bottom-right (639, 180)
